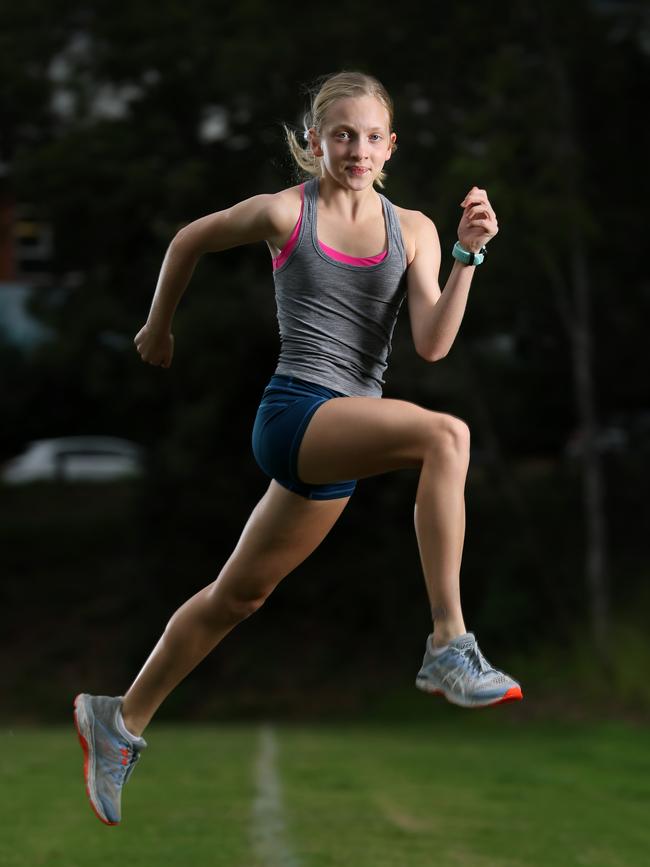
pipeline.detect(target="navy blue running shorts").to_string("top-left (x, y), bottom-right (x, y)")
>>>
top-left (252, 374), bottom-right (357, 500)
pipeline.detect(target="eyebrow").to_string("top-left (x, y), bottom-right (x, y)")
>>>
top-left (332, 124), bottom-right (386, 133)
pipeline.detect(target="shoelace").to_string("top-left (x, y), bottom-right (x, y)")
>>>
top-left (457, 641), bottom-right (494, 676)
top-left (108, 743), bottom-right (140, 786)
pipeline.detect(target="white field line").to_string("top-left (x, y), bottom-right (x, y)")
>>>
top-left (251, 724), bottom-right (301, 867)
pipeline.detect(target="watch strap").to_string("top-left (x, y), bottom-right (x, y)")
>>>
top-left (453, 241), bottom-right (486, 266)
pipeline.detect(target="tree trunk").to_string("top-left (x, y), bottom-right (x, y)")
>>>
top-left (571, 240), bottom-right (610, 660)
top-left (534, 5), bottom-right (612, 658)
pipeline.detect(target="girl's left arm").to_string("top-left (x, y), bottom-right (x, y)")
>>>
top-left (407, 187), bottom-right (498, 361)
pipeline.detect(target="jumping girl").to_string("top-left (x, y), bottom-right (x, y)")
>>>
top-left (74, 70), bottom-right (522, 826)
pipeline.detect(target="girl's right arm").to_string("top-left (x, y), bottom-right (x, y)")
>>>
top-left (134, 193), bottom-right (294, 367)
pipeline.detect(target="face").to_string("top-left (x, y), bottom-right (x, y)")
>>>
top-left (309, 95), bottom-right (396, 190)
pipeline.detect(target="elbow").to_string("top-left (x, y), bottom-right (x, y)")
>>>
top-left (173, 225), bottom-right (192, 247)
top-left (419, 345), bottom-right (448, 363)
top-left (172, 225), bottom-right (202, 258)
top-left (170, 227), bottom-right (187, 252)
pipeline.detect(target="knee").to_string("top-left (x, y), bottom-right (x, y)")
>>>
top-left (425, 415), bottom-right (470, 464)
top-left (222, 590), bottom-right (269, 622)
top-left (206, 581), bottom-right (271, 623)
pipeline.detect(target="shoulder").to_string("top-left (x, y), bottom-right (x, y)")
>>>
top-left (391, 204), bottom-right (439, 266)
top-left (264, 184), bottom-right (304, 244)
top-left (222, 184), bottom-right (303, 238)
top-left (174, 183), bottom-right (306, 254)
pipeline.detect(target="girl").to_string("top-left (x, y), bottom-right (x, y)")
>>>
top-left (74, 70), bottom-right (522, 826)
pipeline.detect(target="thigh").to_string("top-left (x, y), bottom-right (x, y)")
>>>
top-left (215, 479), bottom-right (351, 601)
top-left (252, 375), bottom-right (356, 500)
top-left (297, 396), bottom-right (449, 484)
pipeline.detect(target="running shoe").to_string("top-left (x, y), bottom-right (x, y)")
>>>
top-left (415, 632), bottom-right (523, 708)
top-left (73, 693), bottom-right (147, 825)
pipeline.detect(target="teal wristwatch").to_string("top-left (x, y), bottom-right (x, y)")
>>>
top-left (452, 241), bottom-right (486, 266)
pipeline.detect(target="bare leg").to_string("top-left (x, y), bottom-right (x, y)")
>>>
top-left (296, 396), bottom-right (470, 647)
top-left (122, 481), bottom-right (350, 736)
top-left (413, 426), bottom-right (469, 645)
top-left (122, 395), bottom-right (471, 735)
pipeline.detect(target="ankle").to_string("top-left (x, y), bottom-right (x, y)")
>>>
top-left (122, 714), bottom-right (145, 739)
top-left (120, 704), bottom-right (146, 739)
top-left (431, 622), bottom-right (466, 648)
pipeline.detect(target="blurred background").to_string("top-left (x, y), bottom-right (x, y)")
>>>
top-left (2, 0), bottom-right (649, 725)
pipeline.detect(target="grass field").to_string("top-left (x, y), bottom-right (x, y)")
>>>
top-left (2, 715), bottom-right (649, 867)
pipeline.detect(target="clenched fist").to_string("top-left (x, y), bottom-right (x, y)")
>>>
top-left (134, 323), bottom-right (175, 368)
top-left (457, 186), bottom-right (499, 252)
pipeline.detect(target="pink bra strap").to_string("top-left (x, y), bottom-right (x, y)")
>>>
top-left (272, 181), bottom-right (388, 270)
top-left (318, 242), bottom-right (387, 266)
top-left (272, 184), bottom-right (305, 271)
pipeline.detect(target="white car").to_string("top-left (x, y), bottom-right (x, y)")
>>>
top-left (2, 436), bottom-right (145, 483)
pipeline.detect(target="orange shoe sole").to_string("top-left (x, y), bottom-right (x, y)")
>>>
top-left (425, 684), bottom-right (523, 708)
top-left (73, 694), bottom-right (118, 826)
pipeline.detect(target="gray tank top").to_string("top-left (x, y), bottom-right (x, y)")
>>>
top-left (272, 176), bottom-right (408, 397)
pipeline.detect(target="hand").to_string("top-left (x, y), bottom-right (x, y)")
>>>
top-left (457, 186), bottom-right (499, 252)
top-left (134, 322), bottom-right (175, 368)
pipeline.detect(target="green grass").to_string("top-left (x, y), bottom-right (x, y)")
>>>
top-left (1, 718), bottom-right (649, 867)
top-left (279, 719), bottom-right (650, 867)
top-left (1, 726), bottom-right (256, 867)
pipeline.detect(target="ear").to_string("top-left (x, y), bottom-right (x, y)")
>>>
top-left (384, 131), bottom-right (397, 162)
top-left (308, 127), bottom-right (323, 158)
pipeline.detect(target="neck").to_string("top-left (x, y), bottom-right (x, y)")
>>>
top-left (317, 176), bottom-right (380, 220)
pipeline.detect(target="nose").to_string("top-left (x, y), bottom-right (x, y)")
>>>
top-left (349, 137), bottom-right (368, 161)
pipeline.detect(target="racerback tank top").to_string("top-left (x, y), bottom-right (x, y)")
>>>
top-left (272, 177), bottom-right (408, 397)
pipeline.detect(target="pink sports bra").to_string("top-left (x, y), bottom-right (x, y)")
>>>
top-left (272, 183), bottom-right (388, 271)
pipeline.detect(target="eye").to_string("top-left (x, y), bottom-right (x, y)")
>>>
top-left (369, 134), bottom-right (382, 142)
top-left (335, 131), bottom-right (350, 140)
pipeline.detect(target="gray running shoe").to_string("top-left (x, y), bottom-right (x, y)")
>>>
top-left (415, 632), bottom-right (523, 708)
top-left (73, 693), bottom-right (147, 825)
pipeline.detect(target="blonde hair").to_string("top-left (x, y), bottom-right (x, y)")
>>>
top-left (283, 71), bottom-right (397, 189)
